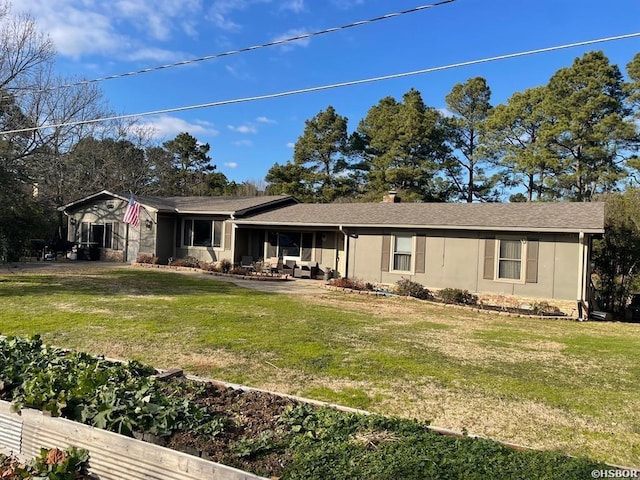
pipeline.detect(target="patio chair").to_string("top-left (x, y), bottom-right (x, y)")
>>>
top-left (283, 260), bottom-right (296, 277)
top-left (268, 257), bottom-right (283, 275)
top-left (293, 262), bottom-right (312, 279)
top-left (240, 256), bottom-right (255, 273)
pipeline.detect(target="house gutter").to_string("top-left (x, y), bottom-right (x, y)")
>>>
top-left (232, 220), bottom-right (603, 235)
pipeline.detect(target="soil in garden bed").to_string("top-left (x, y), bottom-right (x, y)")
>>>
top-left (161, 378), bottom-right (298, 476)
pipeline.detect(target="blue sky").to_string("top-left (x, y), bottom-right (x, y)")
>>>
top-left (13, 0), bottom-right (640, 184)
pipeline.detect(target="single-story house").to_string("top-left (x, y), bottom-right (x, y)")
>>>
top-left (59, 190), bottom-right (605, 313)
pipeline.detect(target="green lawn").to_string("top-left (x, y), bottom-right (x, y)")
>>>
top-left (1, 265), bottom-right (639, 468)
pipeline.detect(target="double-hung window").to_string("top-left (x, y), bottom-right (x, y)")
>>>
top-left (392, 234), bottom-right (413, 272)
top-left (497, 239), bottom-right (524, 281)
top-left (183, 219), bottom-right (223, 248)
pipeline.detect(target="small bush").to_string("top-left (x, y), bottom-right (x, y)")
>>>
top-left (219, 258), bottom-right (232, 273)
top-left (330, 277), bottom-right (371, 291)
top-left (200, 261), bottom-right (219, 272)
top-left (136, 253), bottom-right (157, 264)
top-left (439, 288), bottom-right (478, 305)
top-left (394, 278), bottom-right (432, 300)
top-left (531, 301), bottom-right (562, 316)
top-left (169, 256), bottom-right (200, 268)
top-left (229, 266), bottom-right (249, 275)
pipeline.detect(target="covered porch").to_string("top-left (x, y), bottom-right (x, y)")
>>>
top-left (233, 226), bottom-right (344, 279)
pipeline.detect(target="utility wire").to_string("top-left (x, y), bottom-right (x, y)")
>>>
top-left (8, 0), bottom-right (456, 98)
top-left (3, 31), bottom-right (639, 135)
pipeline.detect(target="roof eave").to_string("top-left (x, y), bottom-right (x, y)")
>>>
top-left (233, 220), bottom-right (604, 234)
top-left (58, 190), bottom-right (127, 211)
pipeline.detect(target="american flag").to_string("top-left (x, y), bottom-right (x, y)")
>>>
top-left (122, 195), bottom-right (140, 227)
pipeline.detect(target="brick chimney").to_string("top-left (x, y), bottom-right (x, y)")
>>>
top-left (382, 190), bottom-right (400, 203)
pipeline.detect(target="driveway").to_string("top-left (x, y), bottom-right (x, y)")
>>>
top-left (6, 261), bottom-right (328, 295)
top-left (182, 269), bottom-right (328, 295)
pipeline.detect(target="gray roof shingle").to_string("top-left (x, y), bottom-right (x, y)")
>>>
top-left (136, 194), bottom-right (295, 215)
top-left (235, 202), bottom-right (605, 233)
top-left (60, 190), bottom-right (296, 216)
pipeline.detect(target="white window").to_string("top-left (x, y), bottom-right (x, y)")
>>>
top-left (497, 239), bottom-right (525, 281)
top-left (183, 219), bottom-right (223, 248)
top-left (392, 234), bottom-right (413, 272)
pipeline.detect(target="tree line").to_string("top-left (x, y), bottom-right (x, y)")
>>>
top-left (267, 51), bottom-right (640, 203)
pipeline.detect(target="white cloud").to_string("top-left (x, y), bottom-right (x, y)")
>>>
top-left (282, 0), bottom-right (305, 13)
top-left (273, 28), bottom-right (311, 51)
top-left (207, 0), bottom-right (271, 31)
top-left (233, 139), bottom-right (253, 147)
top-left (224, 162), bottom-right (238, 168)
top-left (12, 0), bottom-right (202, 59)
top-left (256, 116), bottom-right (277, 124)
top-left (225, 61), bottom-right (253, 80)
top-left (125, 47), bottom-right (190, 63)
top-left (228, 124), bottom-right (257, 134)
top-left (286, 142), bottom-right (295, 148)
top-left (140, 115), bottom-right (219, 139)
top-left (330, 0), bottom-right (365, 9)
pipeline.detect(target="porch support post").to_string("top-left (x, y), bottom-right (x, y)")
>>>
top-left (577, 231), bottom-right (586, 319)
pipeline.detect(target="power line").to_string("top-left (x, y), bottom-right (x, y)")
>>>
top-left (3, 31), bottom-right (639, 135)
top-left (9, 0), bottom-right (456, 98)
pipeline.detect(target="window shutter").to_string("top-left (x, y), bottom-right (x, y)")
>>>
top-left (223, 222), bottom-right (232, 250)
top-left (415, 235), bottom-right (426, 274)
top-left (526, 239), bottom-right (539, 283)
top-left (483, 239), bottom-right (495, 280)
top-left (381, 235), bottom-right (391, 272)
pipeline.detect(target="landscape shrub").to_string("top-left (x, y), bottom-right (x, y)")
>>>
top-left (229, 266), bottom-right (249, 275)
top-left (200, 261), bottom-right (219, 272)
top-left (439, 288), bottom-right (479, 305)
top-left (219, 259), bottom-right (232, 273)
top-left (531, 301), bottom-right (562, 316)
top-left (136, 253), bottom-right (158, 264)
top-left (169, 256), bottom-right (200, 268)
top-left (330, 277), bottom-right (372, 291)
top-left (394, 278), bottom-right (433, 300)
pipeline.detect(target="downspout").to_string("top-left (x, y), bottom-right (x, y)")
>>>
top-left (577, 231), bottom-right (586, 320)
top-left (339, 225), bottom-right (349, 279)
top-left (230, 213), bottom-right (236, 264)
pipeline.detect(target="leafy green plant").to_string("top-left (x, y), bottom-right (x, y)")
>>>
top-left (233, 431), bottom-right (280, 459)
top-left (0, 447), bottom-right (93, 480)
top-left (394, 278), bottom-right (433, 300)
top-left (1, 336), bottom-right (225, 440)
top-left (30, 447), bottom-right (92, 480)
top-left (439, 288), bottom-right (479, 305)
